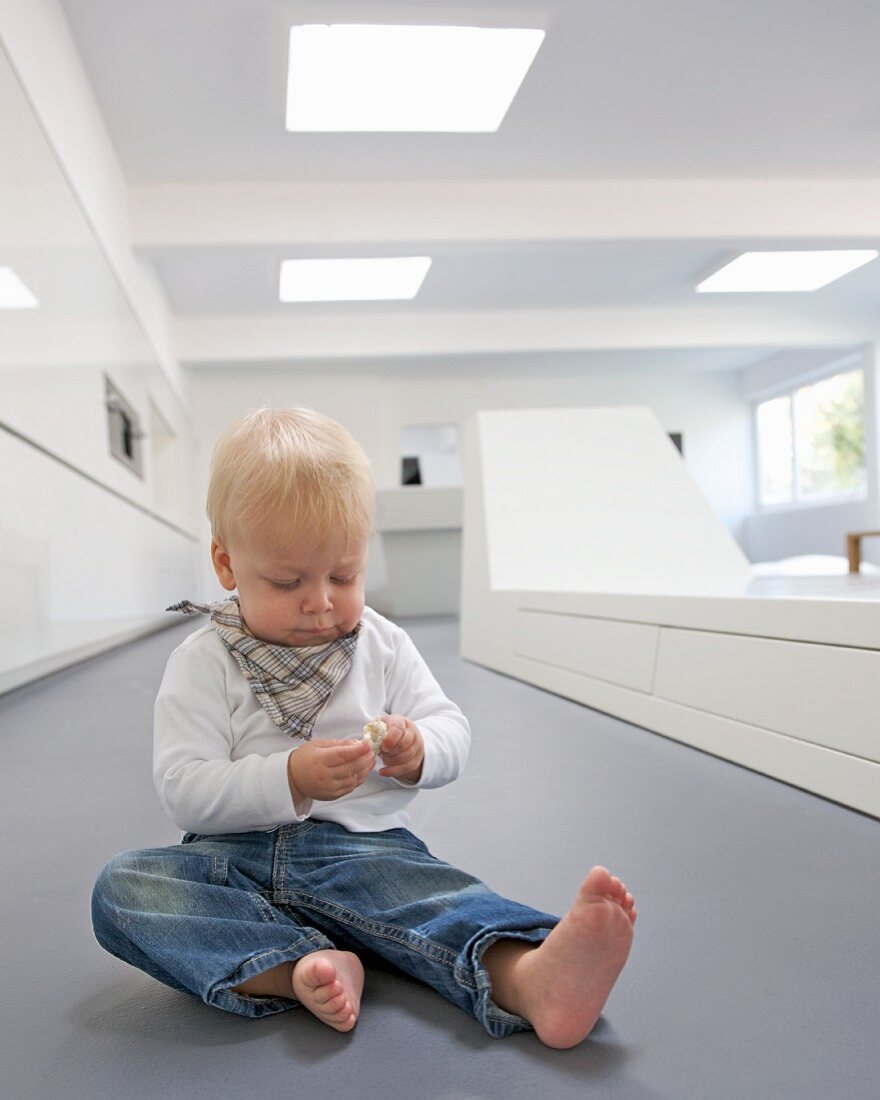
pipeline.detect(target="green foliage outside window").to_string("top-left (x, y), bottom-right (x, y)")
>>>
top-left (797, 370), bottom-right (865, 498)
top-left (757, 367), bottom-right (866, 505)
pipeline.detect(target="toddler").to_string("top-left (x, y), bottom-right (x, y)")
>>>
top-left (91, 406), bottom-right (636, 1047)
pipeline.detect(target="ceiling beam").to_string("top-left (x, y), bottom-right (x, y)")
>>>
top-left (176, 303), bottom-right (879, 364)
top-left (131, 179), bottom-right (880, 248)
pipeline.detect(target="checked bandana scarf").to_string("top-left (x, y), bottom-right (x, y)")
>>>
top-left (166, 595), bottom-right (361, 741)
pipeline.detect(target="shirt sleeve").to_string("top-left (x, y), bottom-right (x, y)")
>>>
top-left (152, 639), bottom-right (312, 834)
top-left (384, 626), bottom-right (471, 789)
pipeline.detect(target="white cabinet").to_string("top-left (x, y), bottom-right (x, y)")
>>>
top-left (514, 609), bottom-right (659, 692)
top-left (654, 629), bottom-right (880, 763)
top-left (461, 407), bottom-right (880, 818)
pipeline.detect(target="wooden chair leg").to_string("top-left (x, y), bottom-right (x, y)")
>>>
top-left (847, 533), bottom-right (861, 574)
top-left (846, 531), bottom-right (880, 573)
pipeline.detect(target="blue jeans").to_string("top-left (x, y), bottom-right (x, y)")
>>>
top-left (91, 820), bottom-right (559, 1038)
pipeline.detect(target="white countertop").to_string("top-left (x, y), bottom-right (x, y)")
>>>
top-left (514, 574), bottom-right (880, 649)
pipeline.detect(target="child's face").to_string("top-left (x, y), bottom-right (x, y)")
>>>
top-left (211, 525), bottom-right (369, 647)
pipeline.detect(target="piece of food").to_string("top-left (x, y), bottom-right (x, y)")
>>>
top-left (361, 718), bottom-right (388, 752)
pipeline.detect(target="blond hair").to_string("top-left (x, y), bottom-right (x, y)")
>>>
top-left (207, 406), bottom-right (375, 551)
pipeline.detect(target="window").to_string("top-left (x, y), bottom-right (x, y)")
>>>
top-left (755, 367), bottom-right (866, 507)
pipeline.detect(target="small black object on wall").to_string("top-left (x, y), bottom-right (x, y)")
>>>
top-left (402, 456), bottom-right (422, 485)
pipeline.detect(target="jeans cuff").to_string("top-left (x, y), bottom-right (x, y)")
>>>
top-left (465, 926), bottom-right (555, 1039)
top-left (207, 929), bottom-right (336, 1018)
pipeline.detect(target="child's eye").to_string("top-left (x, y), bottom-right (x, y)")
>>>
top-left (270, 580), bottom-right (300, 590)
top-left (331, 576), bottom-right (354, 585)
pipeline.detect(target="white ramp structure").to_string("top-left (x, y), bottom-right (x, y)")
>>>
top-left (461, 407), bottom-right (880, 818)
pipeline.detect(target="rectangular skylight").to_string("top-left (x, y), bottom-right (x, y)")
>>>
top-left (0, 266), bottom-right (39, 308)
top-left (279, 257), bottom-right (432, 302)
top-left (286, 24), bottom-right (544, 131)
top-left (696, 250), bottom-right (878, 292)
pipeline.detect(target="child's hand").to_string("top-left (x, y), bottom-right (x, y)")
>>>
top-left (377, 715), bottom-right (424, 784)
top-left (287, 739), bottom-right (374, 806)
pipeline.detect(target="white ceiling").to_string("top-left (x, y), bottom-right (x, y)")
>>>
top-left (56, 0), bottom-right (880, 370)
top-left (57, 0), bottom-right (880, 182)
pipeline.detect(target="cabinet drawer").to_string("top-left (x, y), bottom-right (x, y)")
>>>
top-left (514, 609), bottom-right (659, 691)
top-left (654, 628), bottom-right (880, 762)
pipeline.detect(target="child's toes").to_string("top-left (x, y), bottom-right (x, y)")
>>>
top-left (307, 957), bottom-right (337, 988)
top-left (581, 866), bottom-right (613, 898)
top-left (320, 992), bottom-right (349, 1018)
top-left (293, 958), bottom-right (346, 1007)
top-left (313, 979), bottom-right (343, 1006)
top-left (330, 999), bottom-right (355, 1025)
top-left (606, 879), bottom-right (624, 907)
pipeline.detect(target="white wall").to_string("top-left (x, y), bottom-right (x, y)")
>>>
top-left (188, 357), bottom-right (754, 600)
top-left (400, 423), bottom-right (463, 487)
top-left (0, 2), bottom-right (199, 691)
top-left (0, 0), bottom-right (187, 410)
top-left (742, 345), bottom-right (880, 566)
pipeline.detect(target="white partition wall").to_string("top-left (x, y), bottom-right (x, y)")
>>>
top-left (477, 406), bottom-right (751, 594)
top-left (461, 407), bottom-right (880, 819)
top-left (0, 38), bottom-right (198, 694)
top-left (0, 430), bottom-right (197, 694)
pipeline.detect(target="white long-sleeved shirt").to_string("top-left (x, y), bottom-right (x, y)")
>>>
top-left (153, 606), bottom-right (471, 835)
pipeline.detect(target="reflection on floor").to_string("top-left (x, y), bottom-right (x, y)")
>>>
top-left (0, 616), bottom-right (877, 1099)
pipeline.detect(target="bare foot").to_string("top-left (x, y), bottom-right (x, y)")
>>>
top-left (504, 866), bottom-right (636, 1049)
top-left (291, 950), bottom-right (364, 1033)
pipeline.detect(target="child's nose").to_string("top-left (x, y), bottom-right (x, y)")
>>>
top-left (301, 584), bottom-right (332, 614)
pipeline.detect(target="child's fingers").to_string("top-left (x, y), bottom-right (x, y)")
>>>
top-left (320, 737), bottom-right (368, 750)
top-left (378, 759), bottom-right (418, 778)
top-left (378, 743), bottom-right (418, 774)
top-left (380, 724), bottom-right (416, 759)
top-left (321, 740), bottom-right (373, 768)
top-left (378, 734), bottom-right (402, 757)
top-left (378, 718), bottom-right (406, 752)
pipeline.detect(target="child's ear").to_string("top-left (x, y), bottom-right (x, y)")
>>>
top-left (211, 539), bottom-right (236, 591)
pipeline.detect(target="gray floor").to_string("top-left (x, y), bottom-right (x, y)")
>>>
top-left (1, 616), bottom-right (878, 1100)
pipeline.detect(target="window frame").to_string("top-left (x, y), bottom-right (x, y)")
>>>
top-left (753, 357), bottom-right (868, 513)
